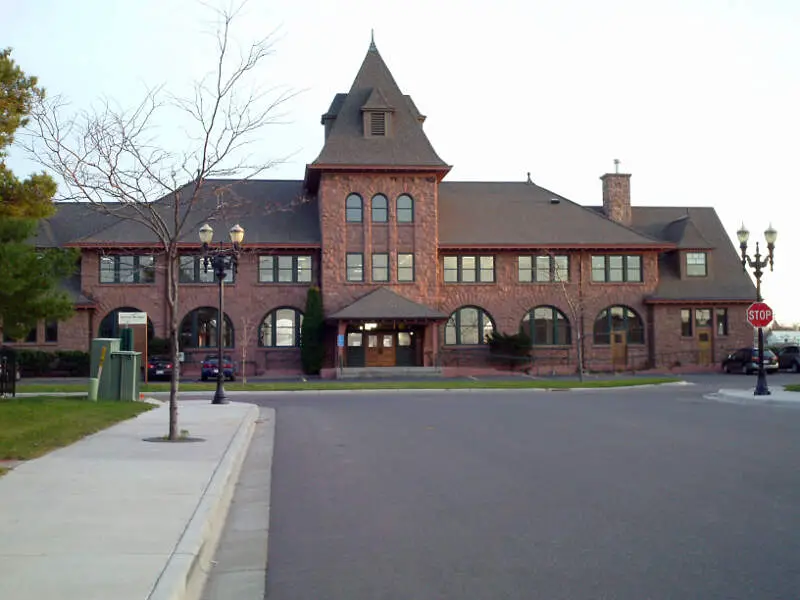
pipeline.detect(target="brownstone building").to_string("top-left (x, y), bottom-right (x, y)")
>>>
top-left (16, 41), bottom-right (756, 375)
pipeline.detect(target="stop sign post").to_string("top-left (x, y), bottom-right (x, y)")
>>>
top-left (747, 302), bottom-right (773, 329)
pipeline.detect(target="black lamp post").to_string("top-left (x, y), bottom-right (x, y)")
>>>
top-left (737, 222), bottom-right (777, 396)
top-left (199, 222), bottom-right (244, 405)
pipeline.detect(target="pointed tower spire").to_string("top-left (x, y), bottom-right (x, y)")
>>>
top-left (369, 29), bottom-right (377, 52)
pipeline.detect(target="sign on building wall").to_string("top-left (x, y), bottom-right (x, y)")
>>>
top-left (118, 312), bottom-right (148, 326)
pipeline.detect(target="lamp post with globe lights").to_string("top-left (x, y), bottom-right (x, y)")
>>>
top-left (199, 223), bottom-right (244, 405)
top-left (737, 223), bottom-right (777, 396)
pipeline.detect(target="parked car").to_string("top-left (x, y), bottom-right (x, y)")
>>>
top-left (146, 356), bottom-right (174, 381)
top-left (775, 345), bottom-right (800, 373)
top-left (722, 347), bottom-right (779, 374)
top-left (201, 355), bottom-right (236, 381)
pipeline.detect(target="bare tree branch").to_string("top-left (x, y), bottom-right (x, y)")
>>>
top-left (23, 0), bottom-right (297, 440)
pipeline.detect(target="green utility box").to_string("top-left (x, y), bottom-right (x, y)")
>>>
top-left (113, 351), bottom-right (141, 401)
top-left (90, 338), bottom-right (140, 401)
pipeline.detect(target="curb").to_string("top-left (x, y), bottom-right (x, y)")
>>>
top-left (147, 402), bottom-right (259, 600)
top-left (167, 381), bottom-right (691, 396)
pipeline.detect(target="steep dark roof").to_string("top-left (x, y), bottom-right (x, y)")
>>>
top-left (310, 43), bottom-right (448, 169)
top-left (328, 287), bottom-right (447, 320)
top-left (45, 180), bottom-right (319, 247)
top-left (33, 203), bottom-right (122, 247)
top-left (438, 182), bottom-right (665, 247)
top-left (630, 206), bottom-right (756, 302)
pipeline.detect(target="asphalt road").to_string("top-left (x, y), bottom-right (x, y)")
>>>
top-left (255, 384), bottom-right (800, 600)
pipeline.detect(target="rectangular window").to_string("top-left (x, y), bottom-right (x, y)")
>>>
top-left (479, 256), bottom-right (495, 283)
top-left (686, 252), bottom-right (707, 277)
top-left (99, 255), bottom-right (156, 284)
top-left (518, 256), bottom-right (532, 283)
top-left (443, 255), bottom-right (495, 283)
top-left (716, 308), bottom-right (728, 336)
top-left (346, 253), bottom-right (364, 282)
top-left (45, 320), bottom-right (58, 343)
top-left (590, 255), bottom-right (644, 283)
top-left (257, 255), bottom-right (313, 283)
top-left (535, 256), bottom-right (550, 282)
top-left (681, 309), bottom-right (693, 337)
top-left (519, 255), bottom-right (569, 283)
top-left (372, 253), bottom-right (389, 282)
top-left (695, 308), bottom-right (711, 328)
top-left (180, 256), bottom-right (233, 283)
top-left (397, 253), bottom-right (414, 282)
top-left (443, 256), bottom-right (459, 282)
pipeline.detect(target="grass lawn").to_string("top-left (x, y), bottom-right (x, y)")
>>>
top-left (0, 396), bottom-right (154, 461)
top-left (17, 377), bottom-right (680, 394)
top-left (785, 384), bottom-right (800, 392)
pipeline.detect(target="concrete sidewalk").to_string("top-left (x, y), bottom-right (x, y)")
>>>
top-left (0, 400), bottom-right (263, 600)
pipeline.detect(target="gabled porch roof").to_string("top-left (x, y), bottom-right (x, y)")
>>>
top-left (328, 287), bottom-right (447, 321)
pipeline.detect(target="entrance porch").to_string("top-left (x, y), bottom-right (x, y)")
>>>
top-left (327, 287), bottom-right (447, 374)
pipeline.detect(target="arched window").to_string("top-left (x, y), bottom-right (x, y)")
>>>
top-left (444, 306), bottom-right (495, 345)
top-left (371, 194), bottom-right (388, 222)
top-left (98, 306), bottom-right (154, 341)
top-left (346, 193), bottom-right (363, 222)
top-left (396, 194), bottom-right (414, 223)
top-left (179, 307), bottom-right (234, 349)
top-left (259, 308), bottom-right (304, 347)
top-left (522, 306), bottom-right (571, 345)
top-left (593, 305), bottom-right (644, 345)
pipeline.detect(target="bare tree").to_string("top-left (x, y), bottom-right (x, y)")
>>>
top-left (238, 313), bottom-right (257, 384)
top-left (549, 250), bottom-right (587, 381)
top-left (27, 2), bottom-right (295, 439)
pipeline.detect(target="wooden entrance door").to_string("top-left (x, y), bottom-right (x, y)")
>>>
top-left (611, 330), bottom-right (627, 370)
top-left (697, 328), bottom-right (712, 366)
top-left (365, 332), bottom-right (396, 367)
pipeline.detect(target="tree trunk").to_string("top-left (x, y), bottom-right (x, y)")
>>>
top-left (167, 245), bottom-right (179, 441)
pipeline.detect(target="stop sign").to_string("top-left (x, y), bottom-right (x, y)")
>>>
top-left (746, 302), bottom-right (773, 328)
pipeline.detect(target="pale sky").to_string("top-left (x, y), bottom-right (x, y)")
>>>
top-left (5, 0), bottom-right (800, 324)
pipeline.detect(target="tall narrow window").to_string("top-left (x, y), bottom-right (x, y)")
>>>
top-left (396, 194), bottom-right (414, 223)
top-left (372, 253), bottom-right (389, 282)
top-left (681, 309), bottom-right (693, 337)
top-left (45, 320), bottom-right (58, 343)
top-left (397, 253), bottom-right (414, 282)
top-left (716, 308), bottom-right (729, 336)
top-left (346, 194), bottom-right (363, 222)
top-left (372, 194), bottom-right (388, 222)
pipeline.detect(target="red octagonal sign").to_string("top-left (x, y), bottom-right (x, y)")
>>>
top-left (747, 302), bottom-right (773, 328)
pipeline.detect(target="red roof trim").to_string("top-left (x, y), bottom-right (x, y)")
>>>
top-left (437, 243), bottom-right (676, 251)
top-left (66, 242), bottom-right (322, 250)
top-left (644, 298), bottom-right (752, 305)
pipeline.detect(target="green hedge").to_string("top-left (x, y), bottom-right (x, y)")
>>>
top-left (14, 349), bottom-right (91, 377)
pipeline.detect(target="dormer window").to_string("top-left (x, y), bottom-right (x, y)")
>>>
top-left (370, 112), bottom-right (387, 136)
top-left (686, 252), bottom-right (707, 277)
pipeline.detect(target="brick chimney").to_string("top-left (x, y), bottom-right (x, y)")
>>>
top-left (601, 169), bottom-right (632, 226)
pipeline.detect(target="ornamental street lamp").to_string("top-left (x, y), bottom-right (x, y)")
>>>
top-left (199, 223), bottom-right (244, 405)
top-left (737, 222), bottom-right (777, 396)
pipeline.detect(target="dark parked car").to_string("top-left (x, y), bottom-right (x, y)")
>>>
top-left (146, 356), bottom-right (174, 381)
top-left (776, 345), bottom-right (800, 373)
top-left (201, 355), bottom-right (236, 381)
top-left (722, 347), bottom-right (778, 374)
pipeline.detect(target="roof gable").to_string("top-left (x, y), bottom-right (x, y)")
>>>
top-left (328, 287), bottom-right (446, 320)
top-left (310, 42), bottom-right (448, 170)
